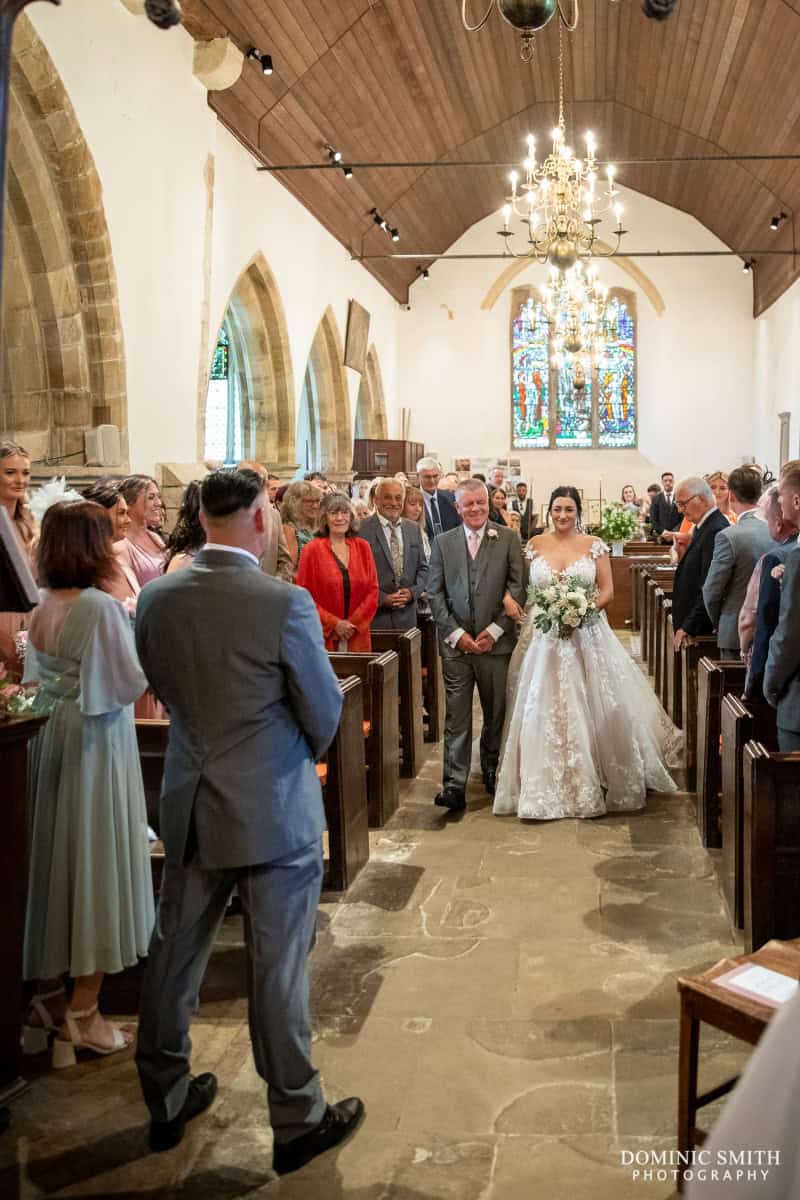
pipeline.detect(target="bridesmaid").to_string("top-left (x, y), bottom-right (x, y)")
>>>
top-left (0, 441), bottom-right (35, 679)
top-left (117, 475), bottom-right (167, 587)
top-left (82, 480), bottom-right (140, 605)
top-left (164, 481), bottom-right (205, 574)
top-left (21, 501), bottom-right (154, 1066)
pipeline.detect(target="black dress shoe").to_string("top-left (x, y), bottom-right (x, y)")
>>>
top-left (273, 1098), bottom-right (365, 1176)
top-left (434, 789), bottom-right (466, 811)
top-left (483, 770), bottom-right (497, 796)
top-left (149, 1072), bottom-right (218, 1152)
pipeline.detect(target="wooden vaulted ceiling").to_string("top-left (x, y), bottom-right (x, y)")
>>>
top-left (181, 0), bottom-right (800, 314)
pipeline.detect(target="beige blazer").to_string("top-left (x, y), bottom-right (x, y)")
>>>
top-left (261, 504), bottom-right (294, 583)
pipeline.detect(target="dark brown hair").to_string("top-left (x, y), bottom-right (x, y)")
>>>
top-left (118, 474), bottom-right (159, 506)
top-left (728, 465), bottom-right (763, 506)
top-left (37, 501), bottom-right (117, 590)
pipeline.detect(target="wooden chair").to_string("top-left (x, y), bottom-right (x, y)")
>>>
top-left (320, 675), bottom-right (370, 892)
top-left (329, 649), bottom-right (400, 826)
top-left (743, 743), bottom-right (800, 952)
top-left (419, 617), bottom-right (444, 743)
top-left (371, 628), bottom-right (425, 778)
top-left (676, 938), bottom-right (800, 1192)
top-left (695, 658), bottom-right (747, 848)
top-left (680, 636), bottom-right (719, 792)
top-left (720, 696), bottom-right (778, 928)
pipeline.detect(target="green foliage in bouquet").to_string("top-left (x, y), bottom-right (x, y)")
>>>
top-left (599, 503), bottom-right (640, 544)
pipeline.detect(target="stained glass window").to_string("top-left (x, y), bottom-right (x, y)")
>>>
top-left (512, 298), bottom-right (550, 448)
top-left (511, 289), bottom-right (636, 450)
top-left (597, 297), bottom-right (636, 448)
top-left (204, 327), bottom-right (243, 463)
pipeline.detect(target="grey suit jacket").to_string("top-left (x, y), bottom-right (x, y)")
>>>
top-left (135, 548), bottom-right (343, 869)
top-left (427, 523), bottom-right (525, 658)
top-left (359, 514), bottom-right (428, 631)
top-left (260, 505), bottom-right (294, 583)
top-left (765, 545), bottom-right (800, 731)
top-left (703, 510), bottom-right (776, 651)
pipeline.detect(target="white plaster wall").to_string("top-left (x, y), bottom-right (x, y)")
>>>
top-left (753, 276), bottom-right (800, 470)
top-left (27, 0), bottom-right (400, 476)
top-left (398, 188), bottom-right (758, 512)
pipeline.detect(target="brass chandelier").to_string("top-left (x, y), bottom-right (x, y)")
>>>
top-left (539, 262), bottom-right (610, 364)
top-left (498, 23), bottom-right (627, 270)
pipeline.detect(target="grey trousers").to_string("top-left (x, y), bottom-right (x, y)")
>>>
top-left (136, 839), bottom-right (326, 1143)
top-left (778, 728), bottom-right (800, 752)
top-left (441, 652), bottom-right (509, 793)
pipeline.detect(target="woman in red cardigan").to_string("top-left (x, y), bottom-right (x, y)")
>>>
top-left (295, 492), bottom-right (379, 652)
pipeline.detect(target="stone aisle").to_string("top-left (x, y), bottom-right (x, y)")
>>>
top-left (1, 638), bottom-right (748, 1199)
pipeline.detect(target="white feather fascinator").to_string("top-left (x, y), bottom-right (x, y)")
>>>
top-left (28, 476), bottom-right (84, 524)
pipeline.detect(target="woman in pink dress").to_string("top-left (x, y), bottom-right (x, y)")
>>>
top-left (0, 441), bottom-right (36, 679)
top-left (116, 475), bottom-right (166, 587)
top-left (82, 481), bottom-right (140, 607)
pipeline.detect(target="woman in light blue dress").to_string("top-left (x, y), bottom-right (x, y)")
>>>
top-left (21, 500), bottom-right (155, 1068)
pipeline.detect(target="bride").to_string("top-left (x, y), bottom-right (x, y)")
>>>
top-left (493, 486), bottom-right (677, 820)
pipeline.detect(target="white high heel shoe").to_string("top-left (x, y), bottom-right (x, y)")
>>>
top-left (52, 1004), bottom-right (132, 1069)
top-left (21, 988), bottom-right (65, 1055)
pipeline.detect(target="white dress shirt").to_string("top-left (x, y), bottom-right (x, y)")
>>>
top-left (445, 523), bottom-right (505, 650)
top-left (377, 512), bottom-right (404, 557)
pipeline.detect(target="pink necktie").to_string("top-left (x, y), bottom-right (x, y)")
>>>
top-left (468, 531), bottom-right (479, 559)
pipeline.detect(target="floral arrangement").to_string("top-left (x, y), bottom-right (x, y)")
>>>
top-left (599, 502), bottom-right (640, 545)
top-left (527, 577), bottom-right (599, 639)
top-left (0, 660), bottom-right (39, 720)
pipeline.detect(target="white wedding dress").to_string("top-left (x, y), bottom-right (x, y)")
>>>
top-left (493, 541), bottom-right (678, 820)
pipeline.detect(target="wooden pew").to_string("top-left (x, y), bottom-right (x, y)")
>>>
top-left (743, 743), bottom-right (800, 952)
top-left (654, 585), bottom-right (674, 706)
top-left (329, 649), bottom-right (400, 826)
top-left (644, 570), bottom-right (676, 672)
top-left (681, 636), bottom-right (719, 792)
top-left (624, 541), bottom-right (672, 557)
top-left (136, 718), bottom-right (168, 893)
top-left (720, 697), bottom-right (778, 928)
top-left (420, 617), bottom-right (444, 743)
top-left (321, 676), bottom-right (370, 892)
top-left (665, 609), bottom-right (682, 727)
top-left (695, 658), bottom-right (747, 848)
top-left (371, 628), bottom-right (425, 778)
top-left (631, 557), bottom-right (672, 631)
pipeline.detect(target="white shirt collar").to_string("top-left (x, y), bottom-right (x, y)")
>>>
top-left (377, 512), bottom-right (402, 529)
top-left (464, 523), bottom-right (487, 541)
top-left (695, 507), bottom-right (716, 530)
top-left (203, 542), bottom-right (260, 566)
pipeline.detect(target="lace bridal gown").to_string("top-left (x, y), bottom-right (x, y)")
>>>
top-left (493, 541), bottom-right (678, 820)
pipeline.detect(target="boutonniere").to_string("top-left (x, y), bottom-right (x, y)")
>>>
top-left (486, 528), bottom-right (499, 540)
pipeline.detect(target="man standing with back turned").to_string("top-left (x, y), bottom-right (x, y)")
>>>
top-left (135, 469), bottom-right (364, 1174)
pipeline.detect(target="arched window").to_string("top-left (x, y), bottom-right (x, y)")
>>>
top-left (511, 287), bottom-right (637, 450)
top-left (204, 327), bottom-right (243, 463)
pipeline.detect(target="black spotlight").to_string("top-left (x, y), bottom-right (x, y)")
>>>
top-left (770, 211), bottom-right (788, 231)
top-left (247, 48), bottom-right (273, 75)
top-left (390, 227), bottom-right (400, 242)
top-left (742, 258), bottom-right (756, 273)
top-left (342, 165), bottom-right (353, 179)
top-left (326, 147), bottom-right (343, 164)
top-left (416, 266), bottom-right (430, 281)
top-left (641, 0), bottom-right (680, 18)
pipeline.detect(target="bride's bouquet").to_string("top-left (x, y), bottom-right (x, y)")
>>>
top-left (527, 577), bottom-right (599, 638)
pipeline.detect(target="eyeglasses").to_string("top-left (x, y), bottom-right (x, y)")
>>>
top-left (675, 494), bottom-right (699, 510)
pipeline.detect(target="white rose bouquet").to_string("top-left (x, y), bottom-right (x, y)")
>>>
top-left (526, 577), bottom-right (599, 639)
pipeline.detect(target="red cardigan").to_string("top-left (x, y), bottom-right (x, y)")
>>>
top-left (295, 536), bottom-right (379, 652)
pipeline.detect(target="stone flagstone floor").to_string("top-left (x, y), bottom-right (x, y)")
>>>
top-left (0, 635), bottom-right (749, 1198)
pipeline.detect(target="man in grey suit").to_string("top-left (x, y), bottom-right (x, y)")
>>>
top-left (134, 469), bottom-right (364, 1172)
top-left (703, 466), bottom-right (776, 659)
top-left (427, 478), bottom-right (525, 810)
top-left (765, 465), bottom-right (800, 750)
top-left (359, 478), bottom-right (428, 631)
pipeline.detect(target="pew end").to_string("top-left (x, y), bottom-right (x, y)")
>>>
top-left (370, 628), bottom-right (425, 778)
top-left (321, 675), bottom-right (370, 893)
top-left (328, 649), bottom-right (401, 826)
top-left (743, 742), bottom-right (800, 952)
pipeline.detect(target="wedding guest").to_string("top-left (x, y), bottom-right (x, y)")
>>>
top-left (353, 498), bottom-right (371, 521)
top-left (416, 456), bottom-right (461, 541)
top-left (359, 479), bottom-right (428, 632)
top-left (511, 481), bottom-right (534, 540)
top-left (488, 466), bottom-right (505, 490)
top-left (403, 484), bottom-right (432, 615)
top-left (620, 484), bottom-right (642, 515)
top-left (267, 474), bottom-right (281, 504)
top-left (642, 483), bottom-right (661, 522)
top-left (164, 481), bottom-right (205, 574)
top-left (0, 441), bottom-right (35, 677)
top-left (394, 472), bottom-right (409, 484)
top-left (440, 472), bottom-right (460, 491)
top-left (295, 493), bottom-right (378, 652)
top-left (117, 475), bottom-right (167, 586)
top-left (82, 481), bottom-right (140, 602)
top-left (239, 461), bottom-right (294, 582)
top-left (304, 470), bottom-right (331, 494)
top-left (21, 500), bottom-right (153, 1067)
top-left (672, 477), bottom-right (729, 651)
top-left (489, 487), bottom-right (520, 533)
top-left (649, 471), bottom-right (682, 537)
top-left (281, 481), bottom-right (322, 574)
top-left (764, 465), bottom-right (800, 749)
top-left (133, 469), bottom-right (362, 1165)
top-left (706, 470), bottom-right (738, 524)
top-left (742, 487), bottom-right (797, 699)
top-left (703, 465), bottom-right (774, 659)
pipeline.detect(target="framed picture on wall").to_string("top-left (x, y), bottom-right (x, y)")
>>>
top-left (344, 300), bottom-right (371, 373)
top-left (586, 499), bottom-right (602, 526)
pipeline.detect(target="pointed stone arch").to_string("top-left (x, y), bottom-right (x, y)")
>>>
top-left (355, 344), bottom-right (388, 439)
top-left (2, 14), bottom-right (127, 463)
top-left (203, 251), bottom-right (295, 467)
top-left (298, 306), bottom-right (351, 473)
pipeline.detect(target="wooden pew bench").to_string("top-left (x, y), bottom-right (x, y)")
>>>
top-left (370, 628), bottom-right (425, 778)
top-left (419, 617), bottom-right (444, 743)
top-left (328, 649), bottom-right (400, 827)
top-left (136, 718), bottom-right (169, 894)
top-left (653, 585), bottom-right (674, 707)
top-left (695, 658), bottom-right (747, 848)
top-left (720, 696), bottom-right (778, 928)
top-left (680, 636), bottom-right (719, 793)
top-left (632, 556), bottom-right (674, 633)
top-left (645, 570), bottom-right (676, 673)
top-left (743, 743), bottom-right (800, 952)
top-left (319, 675), bottom-right (370, 892)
